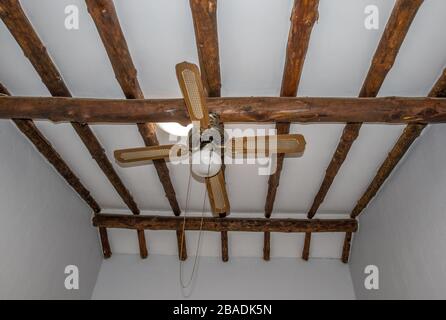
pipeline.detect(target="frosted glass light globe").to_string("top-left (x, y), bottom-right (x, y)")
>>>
top-left (191, 144), bottom-right (221, 178)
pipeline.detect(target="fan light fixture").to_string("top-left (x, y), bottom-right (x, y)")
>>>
top-left (191, 144), bottom-right (222, 178)
top-left (158, 122), bottom-right (192, 137)
top-left (114, 62), bottom-right (306, 217)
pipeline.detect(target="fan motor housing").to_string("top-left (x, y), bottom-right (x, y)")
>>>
top-left (188, 112), bottom-right (225, 153)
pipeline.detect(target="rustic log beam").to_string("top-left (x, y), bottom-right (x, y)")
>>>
top-left (72, 123), bottom-right (141, 215)
top-left (301, 231), bottom-right (311, 260)
top-left (341, 231), bottom-right (352, 263)
top-left (99, 227), bottom-right (112, 259)
top-left (359, 0), bottom-right (424, 98)
top-left (137, 229), bottom-right (148, 258)
top-left (280, 0), bottom-right (319, 98)
top-left (176, 230), bottom-right (188, 261)
top-left (264, 124), bottom-right (291, 259)
top-left (189, 0), bottom-right (229, 256)
top-left (85, 0), bottom-right (144, 100)
top-left (85, 0), bottom-right (181, 260)
top-left (351, 69), bottom-right (446, 219)
top-left (306, 123), bottom-right (361, 219)
top-left (263, 231), bottom-right (270, 261)
top-left (264, 123), bottom-right (293, 219)
top-left (304, 0), bottom-right (423, 261)
top-left (16, 127), bottom-right (102, 212)
top-left (190, 0), bottom-right (220, 97)
top-left (0, 0), bottom-right (145, 258)
top-left (351, 124), bottom-right (425, 219)
top-left (262, 0), bottom-right (319, 247)
top-left (1, 85), bottom-right (109, 258)
top-left (307, 0), bottom-right (423, 218)
top-left (221, 231), bottom-right (229, 262)
top-left (429, 68), bottom-right (446, 98)
top-left (339, 69), bottom-right (446, 262)
top-left (2, 92), bottom-right (111, 258)
top-left (0, 0), bottom-right (70, 97)
top-left (93, 214), bottom-right (358, 233)
top-left (3, 95), bottom-right (446, 124)
top-left (0, 84), bottom-right (101, 213)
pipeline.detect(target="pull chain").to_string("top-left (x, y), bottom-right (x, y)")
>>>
top-left (179, 148), bottom-right (212, 296)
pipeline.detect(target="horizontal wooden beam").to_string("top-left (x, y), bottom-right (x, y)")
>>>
top-left (93, 214), bottom-right (358, 233)
top-left (1, 96), bottom-right (446, 124)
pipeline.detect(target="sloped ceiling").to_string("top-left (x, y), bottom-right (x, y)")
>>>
top-left (1, 0), bottom-right (446, 258)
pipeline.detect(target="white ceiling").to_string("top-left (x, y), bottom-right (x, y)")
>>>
top-left (1, 0), bottom-right (446, 258)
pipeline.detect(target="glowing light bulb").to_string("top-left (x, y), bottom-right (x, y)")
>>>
top-left (157, 122), bottom-right (192, 137)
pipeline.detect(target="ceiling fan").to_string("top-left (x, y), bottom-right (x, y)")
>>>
top-left (114, 62), bottom-right (306, 217)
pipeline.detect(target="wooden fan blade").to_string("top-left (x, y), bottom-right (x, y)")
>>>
top-left (205, 170), bottom-right (230, 216)
top-left (229, 134), bottom-right (306, 157)
top-left (176, 62), bottom-right (210, 129)
top-left (114, 144), bottom-right (188, 164)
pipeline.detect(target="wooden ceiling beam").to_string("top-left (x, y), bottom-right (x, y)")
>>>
top-left (190, 0), bottom-right (228, 261)
top-left (0, 84), bottom-right (100, 213)
top-left (303, 0), bottom-right (423, 261)
top-left (429, 69), bottom-right (446, 98)
top-left (351, 68), bottom-right (446, 219)
top-left (3, 95), bottom-right (446, 124)
top-left (98, 227), bottom-right (112, 259)
top-left (341, 231), bottom-right (352, 263)
top-left (264, 0), bottom-right (319, 260)
top-left (85, 0), bottom-right (184, 260)
top-left (340, 69), bottom-right (446, 263)
top-left (351, 123), bottom-right (426, 219)
top-left (263, 231), bottom-right (271, 261)
top-left (280, 0), bottom-right (319, 98)
top-left (93, 214), bottom-right (358, 233)
top-left (0, 1), bottom-right (69, 97)
top-left (307, 0), bottom-right (424, 218)
top-left (190, 0), bottom-right (221, 97)
top-left (221, 230), bottom-right (229, 262)
top-left (359, 0), bottom-right (424, 98)
top-left (0, 0), bottom-right (145, 258)
top-left (1, 83), bottom-right (111, 258)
